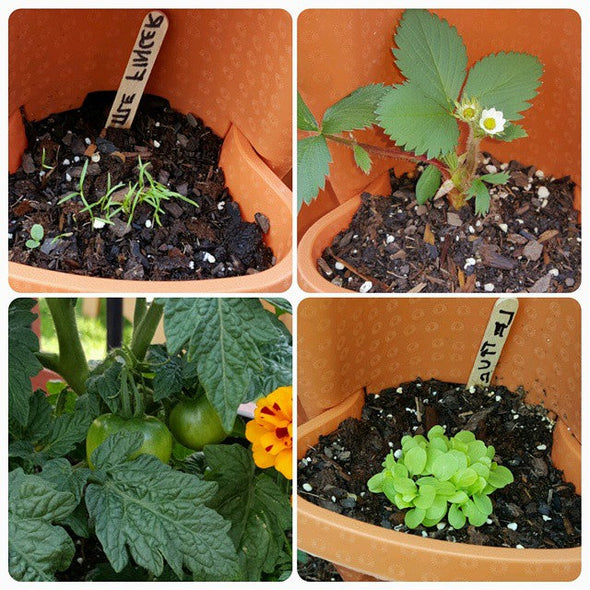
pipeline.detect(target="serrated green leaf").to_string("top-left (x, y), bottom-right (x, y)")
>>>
top-left (297, 93), bottom-right (319, 132)
top-left (466, 178), bottom-right (491, 216)
top-left (86, 448), bottom-right (238, 580)
top-left (353, 144), bottom-right (372, 174)
top-left (148, 346), bottom-right (186, 402)
top-left (322, 84), bottom-right (388, 134)
top-left (416, 165), bottom-right (442, 204)
top-left (376, 84), bottom-right (460, 159)
top-left (393, 9), bottom-right (467, 108)
top-left (496, 122), bottom-right (528, 142)
top-left (9, 299), bottom-right (43, 426)
top-left (162, 299), bottom-right (290, 432)
top-left (462, 52), bottom-right (543, 121)
top-left (9, 468), bottom-right (77, 580)
top-left (158, 298), bottom-right (197, 355)
top-left (479, 171), bottom-right (510, 185)
top-left (204, 444), bottom-right (291, 580)
top-left (297, 135), bottom-right (331, 210)
top-left (39, 409), bottom-right (94, 460)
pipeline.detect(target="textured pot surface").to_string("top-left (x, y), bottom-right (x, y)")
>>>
top-left (297, 9), bottom-right (581, 244)
top-left (9, 9), bottom-right (292, 293)
top-left (297, 298), bottom-right (581, 581)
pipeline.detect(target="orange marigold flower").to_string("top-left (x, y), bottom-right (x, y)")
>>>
top-left (246, 386), bottom-right (292, 479)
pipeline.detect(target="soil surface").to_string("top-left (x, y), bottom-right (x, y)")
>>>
top-left (318, 155), bottom-right (580, 293)
top-left (298, 553), bottom-right (343, 582)
top-left (298, 379), bottom-right (581, 549)
top-left (9, 92), bottom-right (274, 281)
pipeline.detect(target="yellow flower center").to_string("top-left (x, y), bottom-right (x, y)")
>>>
top-left (463, 107), bottom-right (475, 119)
top-left (483, 117), bottom-right (496, 130)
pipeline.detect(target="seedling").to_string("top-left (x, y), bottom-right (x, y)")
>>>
top-left (39, 147), bottom-right (59, 186)
top-left (25, 224), bottom-right (44, 249)
top-left (298, 9), bottom-right (543, 215)
top-left (367, 426), bottom-right (514, 529)
top-left (57, 157), bottom-right (198, 229)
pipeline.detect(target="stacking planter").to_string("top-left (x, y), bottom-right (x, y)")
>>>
top-left (297, 298), bottom-right (581, 581)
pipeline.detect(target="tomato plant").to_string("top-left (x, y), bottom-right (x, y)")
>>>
top-left (169, 396), bottom-right (228, 451)
top-left (9, 298), bottom-right (292, 582)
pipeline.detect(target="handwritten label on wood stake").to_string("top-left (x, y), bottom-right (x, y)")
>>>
top-left (105, 11), bottom-right (168, 129)
top-left (467, 298), bottom-right (519, 388)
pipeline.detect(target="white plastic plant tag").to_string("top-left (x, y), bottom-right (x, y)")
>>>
top-left (467, 298), bottom-right (519, 388)
top-left (105, 11), bottom-right (169, 129)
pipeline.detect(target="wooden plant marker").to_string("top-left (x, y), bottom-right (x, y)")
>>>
top-left (467, 298), bottom-right (519, 388)
top-left (105, 11), bottom-right (169, 129)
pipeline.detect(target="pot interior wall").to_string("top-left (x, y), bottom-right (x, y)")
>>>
top-left (298, 298), bottom-right (581, 444)
top-left (298, 9), bottom-right (581, 234)
top-left (9, 9), bottom-right (291, 177)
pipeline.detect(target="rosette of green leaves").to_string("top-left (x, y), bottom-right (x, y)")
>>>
top-left (367, 426), bottom-right (514, 529)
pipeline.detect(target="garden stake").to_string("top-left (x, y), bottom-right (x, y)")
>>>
top-left (105, 10), bottom-right (168, 129)
top-left (467, 298), bottom-right (518, 388)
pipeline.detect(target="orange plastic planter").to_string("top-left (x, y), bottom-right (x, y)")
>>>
top-left (297, 9), bottom-right (581, 292)
top-left (9, 9), bottom-right (292, 293)
top-left (297, 298), bottom-right (581, 581)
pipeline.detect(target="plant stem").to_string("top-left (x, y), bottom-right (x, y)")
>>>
top-left (464, 126), bottom-right (482, 181)
top-left (133, 298), bottom-right (147, 332)
top-left (40, 298), bottom-right (89, 395)
top-left (324, 133), bottom-right (449, 178)
top-left (130, 300), bottom-right (164, 362)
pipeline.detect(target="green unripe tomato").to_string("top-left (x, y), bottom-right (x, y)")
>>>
top-left (168, 396), bottom-right (228, 451)
top-left (86, 413), bottom-right (173, 469)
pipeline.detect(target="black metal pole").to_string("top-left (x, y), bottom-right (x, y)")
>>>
top-left (106, 298), bottom-right (123, 350)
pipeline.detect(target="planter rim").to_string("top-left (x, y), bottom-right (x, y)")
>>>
top-left (298, 188), bottom-right (580, 293)
top-left (10, 126), bottom-right (292, 293)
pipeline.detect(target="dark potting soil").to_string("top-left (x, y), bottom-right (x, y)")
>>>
top-left (319, 155), bottom-right (580, 293)
top-left (298, 553), bottom-right (343, 582)
top-left (298, 379), bottom-right (581, 550)
top-left (9, 92), bottom-right (274, 281)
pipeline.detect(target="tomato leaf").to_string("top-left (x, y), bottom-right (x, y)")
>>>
top-left (9, 299), bottom-right (43, 426)
top-left (9, 468), bottom-right (78, 580)
top-left (162, 299), bottom-right (291, 431)
top-left (204, 444), bottom-right (292, 580)
top-left (86, 431), bottom-right (238, 580)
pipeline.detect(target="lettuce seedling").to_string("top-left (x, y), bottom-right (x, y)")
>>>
top-left (367, 426), bottom-right (514, 529)
top-left (298, 9), bottom-right (543, 215)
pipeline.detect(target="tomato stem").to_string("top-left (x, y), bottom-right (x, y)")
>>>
top-left (38, 298), bottom-right (89, 395)
top-left (131, 300), bottom-right (164, 362)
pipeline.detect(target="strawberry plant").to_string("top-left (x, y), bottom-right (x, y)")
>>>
top-left (298, 9), bottom-right (543, 215)
top-left (9, 298), bottom-right (292, 581)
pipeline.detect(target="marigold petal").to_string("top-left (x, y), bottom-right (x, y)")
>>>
top-left (245, 420), bottom-right (267, 444)
top-left (252, 446), bottom-right (276, 469)
top-left (275, 449), bottom-right (292, 480)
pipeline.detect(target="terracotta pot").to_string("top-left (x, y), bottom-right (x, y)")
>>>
top-left (297, 298), bottom-right (581, 581)
top-left (9, 9), bottom-right (292, 293)
top-left (297, 9), bottom-right (580, 292)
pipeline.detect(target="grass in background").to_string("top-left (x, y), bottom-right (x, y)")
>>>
top-left (39, 299), bottom-right (133, 362)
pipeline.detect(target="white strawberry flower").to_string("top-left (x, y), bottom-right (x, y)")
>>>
top-left (479, 108), bottom-right (507, 135)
